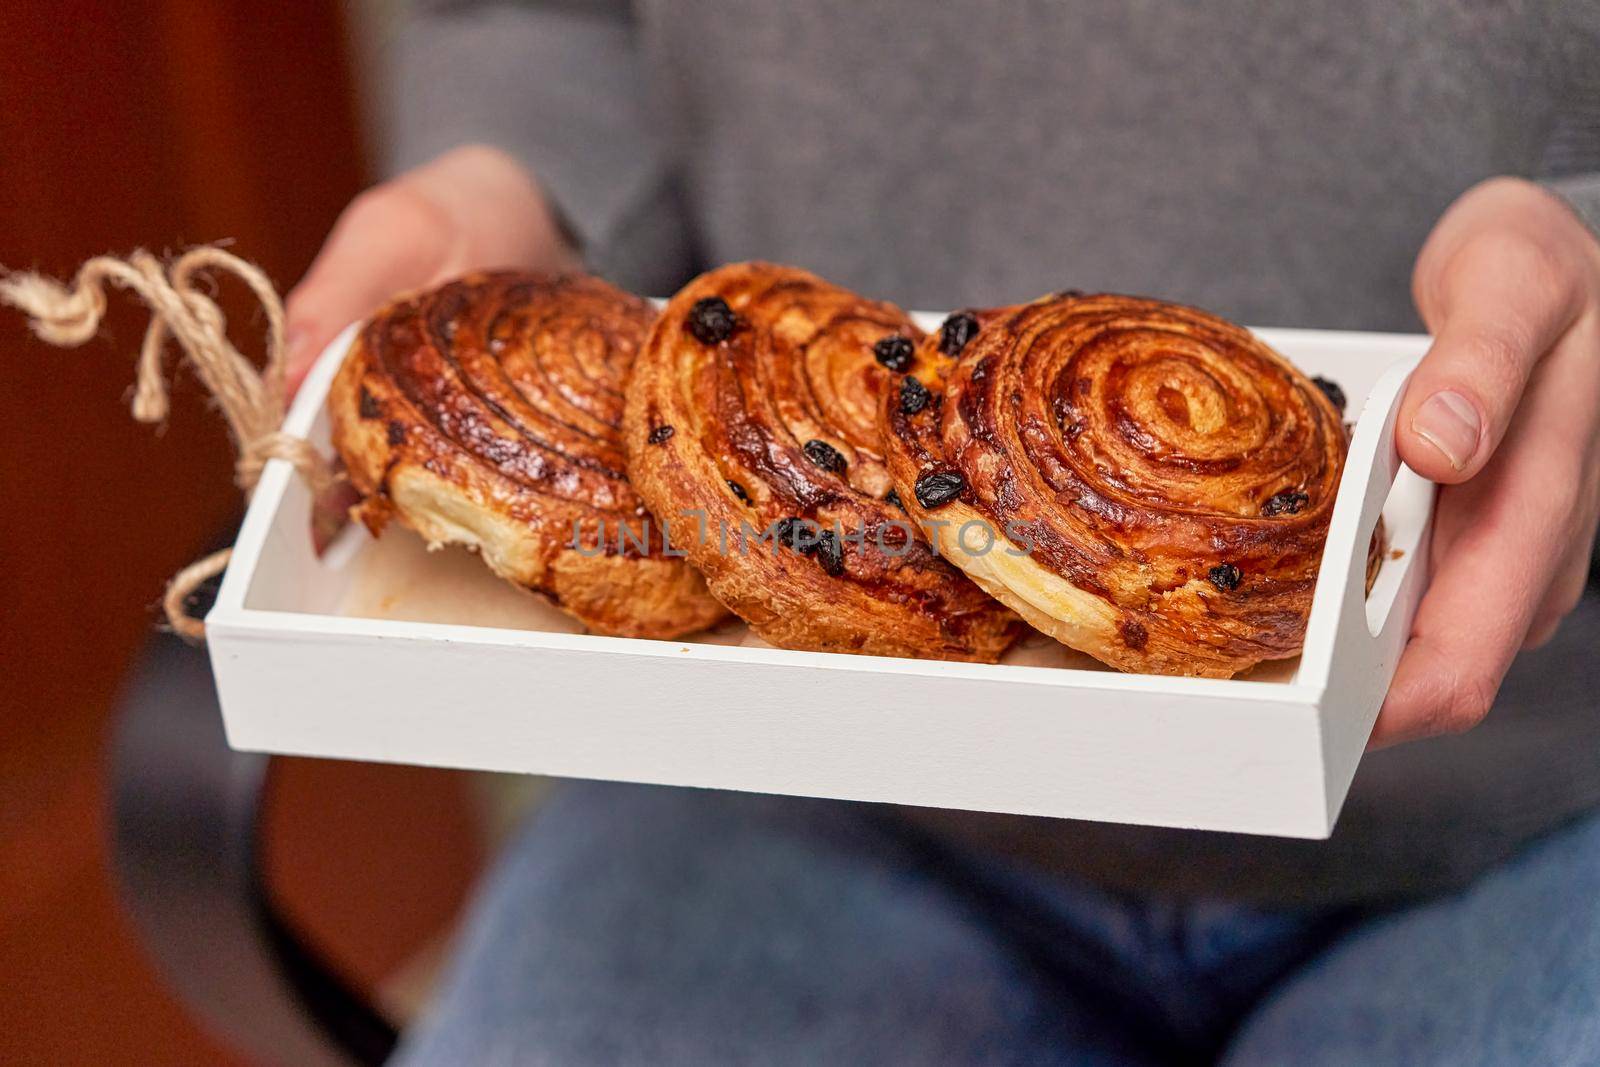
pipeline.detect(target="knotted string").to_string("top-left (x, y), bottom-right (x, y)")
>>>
top-left (0, 247), bottom-right (334, 641)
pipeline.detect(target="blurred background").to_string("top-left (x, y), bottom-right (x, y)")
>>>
top-left (0, 4), bottom-right (498, 1062)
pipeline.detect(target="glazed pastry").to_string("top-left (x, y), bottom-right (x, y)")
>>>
top-left (881, 293), bottom-right (1353, 677)
top-left (330, 271), bottom-right (727, 638)
top-left (624, 263), bottom-right (1021, 661)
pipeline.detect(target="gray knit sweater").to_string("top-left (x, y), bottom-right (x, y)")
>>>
top-left (386, 0), bottom-right (1600, 904)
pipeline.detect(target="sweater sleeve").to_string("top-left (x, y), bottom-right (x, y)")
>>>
top-left (1541, 174), bottom-right (1600, 241)
top-left (1540, 11), bottom-right (1600, 244)
top-left (383, 0), bottom-right (694, 295)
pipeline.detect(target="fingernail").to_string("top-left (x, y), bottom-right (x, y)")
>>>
top-left (1412, 390), bottom-right (1481, 471)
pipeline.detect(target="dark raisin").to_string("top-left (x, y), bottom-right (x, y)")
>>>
top-left (873, 334), bottom-right (915, 372)
top-left (1051, 392), bottom-right (1072, 425)
top-left (774, 516), bottom-right (817, 553)
top-left (814, 530), bottom-right (845, 576)
top-left (358, 385), bottom-right (381, 419)
top-left (1056, 288), bottom-right (1086, 299)
top-left (939, 311), bottom-right (980, 357)
top-left (686, 296), bottom-right (737, 344)
top-left (803, 438), bottom-right (848, 473)
top-left (1263, 490), bottom-right (1310, 517)
top-left (1207, 563), bottom-right (1243, 592)
top-left (1119, 619), bottom-right (1148, 650)
top-left (1311, 376), bottom-right (1347, 412)
top-left (647, 424), bottom-right (675, 445)
top-left (914, 469), bottom-right (966, 509)
top-left (386, 421), bottom-right (406, 446)
top-left (884, 488), bottom-right (904, 510)
top-left (899, 375), bottom-right (932, 415)
top-left (726, 479), bottom-right (751, 504)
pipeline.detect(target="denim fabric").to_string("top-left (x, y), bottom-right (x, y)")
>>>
top-left (393, 784), bottom-right (1600, 1065)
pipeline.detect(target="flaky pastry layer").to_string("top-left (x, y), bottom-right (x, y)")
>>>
top-left (330, 271), bottom-right (726, 638)
top-left (624, 263), bottom-right (1021, 661)
top-left (881, 293), bottom-right (1356, 677)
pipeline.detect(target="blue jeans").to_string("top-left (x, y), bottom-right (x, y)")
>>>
top-left (394, 783), bottom-right (1600, 1065)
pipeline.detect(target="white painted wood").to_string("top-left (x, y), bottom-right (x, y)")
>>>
top-left (204, 321), bottom-right (1435, 838)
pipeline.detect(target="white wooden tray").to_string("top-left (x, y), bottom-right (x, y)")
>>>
top-left (205, 318), bottom-right (1434, 838)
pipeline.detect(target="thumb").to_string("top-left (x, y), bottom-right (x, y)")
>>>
top-left (284, 182), bottom-right (456, 395)
top-left (1400, 214), bottom-right (1587, 485)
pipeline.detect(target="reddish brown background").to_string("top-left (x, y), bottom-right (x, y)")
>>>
top-left (0, 3), bottom-right (482, 1062)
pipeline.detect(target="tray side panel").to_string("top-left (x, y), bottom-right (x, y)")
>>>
top-left (1300, 355), bottom-right (1436, 825)
top-left (208, 625), bottom-right (1332, 837)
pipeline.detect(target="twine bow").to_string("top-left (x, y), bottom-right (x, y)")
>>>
top-left (0, 247), bottom-right (334, 641)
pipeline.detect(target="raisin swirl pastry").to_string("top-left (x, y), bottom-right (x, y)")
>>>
top-left (329, 271), bottom-right (727, 638)
top-left (624, 263), bottom-right (1021, 661)
top-left (881, 293), bottom-right (1353, 678)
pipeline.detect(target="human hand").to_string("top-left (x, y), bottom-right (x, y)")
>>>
top-left (284, 143), bottom-right (580, 394)
top-left (1373, 176), bottom-right (1600, 746)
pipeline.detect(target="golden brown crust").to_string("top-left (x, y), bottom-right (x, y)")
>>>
top-left (624, 263), bottom-right (1022, 661)
top-left (881, 294), bottom-right (1352, 677)
top-left (329, 271), bottom-right (727, 638)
